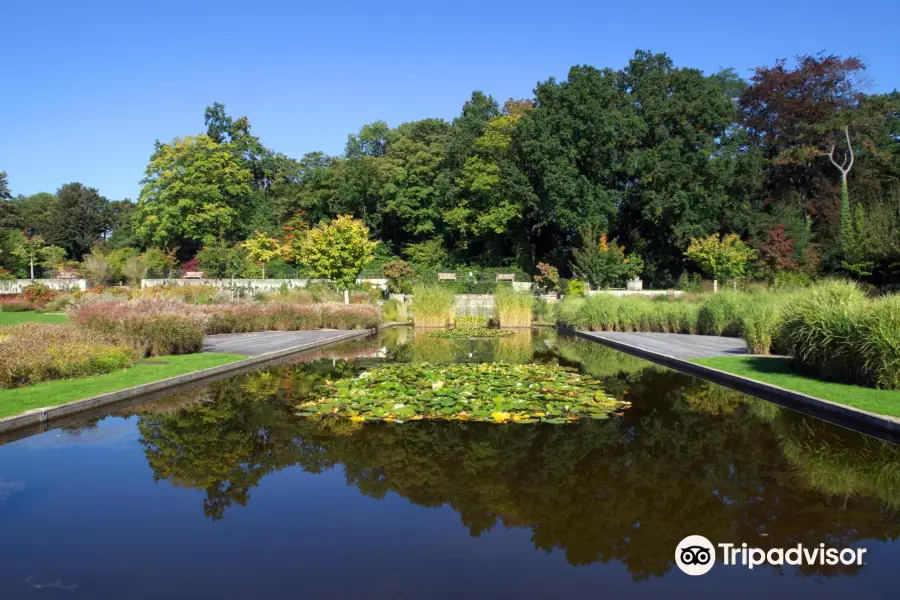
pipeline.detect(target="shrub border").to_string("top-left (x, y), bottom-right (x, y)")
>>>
top-left (571, 329), bottom-right (900, 444)
top-left (0, 323), bottom-right (405, 441)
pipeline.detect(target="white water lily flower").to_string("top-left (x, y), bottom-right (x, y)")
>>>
top-left (432, 380), bottom-right (444, 390)
top-left (394, 403), bottom-right (405, 409)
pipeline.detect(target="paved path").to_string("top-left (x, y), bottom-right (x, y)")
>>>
top-left (203, 330), bottom-right (357, 356)
top-left (578, 331), bottom-right (748, 360)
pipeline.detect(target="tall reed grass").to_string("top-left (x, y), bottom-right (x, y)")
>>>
top-left (411, 285), bottom-right (455, 327)
top-left (494, 286), bottom-right (532, 328)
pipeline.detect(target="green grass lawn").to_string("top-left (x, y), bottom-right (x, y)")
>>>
top-left (0, 311), bottom-right (70, 326)
top-left (0, 352), bottom-right (245, 419)
top-left (694, 355), bottom-right (900, 418)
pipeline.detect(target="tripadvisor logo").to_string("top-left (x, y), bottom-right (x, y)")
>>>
top-left (676, 535), bottom-right (716, 576)
top-left (675, 535), bottom-right (868, 576)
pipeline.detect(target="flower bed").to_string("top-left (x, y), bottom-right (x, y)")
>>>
top-left (298, 363), bottom-right (629, 423)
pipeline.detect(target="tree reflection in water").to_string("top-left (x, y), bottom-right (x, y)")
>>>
top-left (133, 331), bottom-right (900, 581)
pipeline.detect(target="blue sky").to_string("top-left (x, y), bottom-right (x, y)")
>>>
top-left (1, 0), bottom-right (897, 201)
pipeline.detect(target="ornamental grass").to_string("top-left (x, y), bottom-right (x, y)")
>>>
top-left (0, 324), bottom-right (134, 388)
top-left (780, 280), bottom-right (900, 389)
top-left (411, 285), bottom-right (455, 327)
top-left (202, 302), bottom-right (381, 334)
top-left (494, 286), bottom-right (532, 328)
top-left (70, 298), bottom-right (206, 357)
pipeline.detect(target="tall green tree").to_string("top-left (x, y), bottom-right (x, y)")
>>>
top-left (50, 182), bottom-right (111, 260)
top-left (135, 135), bottom-right (253, 250)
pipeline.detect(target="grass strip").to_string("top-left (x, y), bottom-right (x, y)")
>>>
top-left (694, 355), bottom-right (900, 418)
top-left (0, 312), bottom-right (70, 326)
top-left (0, 352), bottom-right (245, 419)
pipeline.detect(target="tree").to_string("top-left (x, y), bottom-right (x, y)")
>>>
top-left (572, 229), bottom-right (644, 289)
top-left (825, 126), bottom-right (856, 256)
top-left (684, 234), bottom-right (757, 292)
top-left (840, 204), bottom-right (875, 279)
top-left (757, 225), bottom-right (796, 279)
top-left (82, 250), bottom-right (111, 285)
top-left (135, 135), bottom-right (253, 249)
top-left (0, 171), bottom-right (11, 201)
top-left (242, 232), bottom-right (282, 279)
top-left (51, 182), bottom-right (111, 260)
top-left (295, 215), bottom-right (377, 303)
top-left (11, 231), bottom-right (47, 279)
top-left (40, 245), bottom-right (67, 274)
top-left (739, 54), bottom-right (866, 227)
top-left (14, 192), bottom-right (59, 239)
top-left (0, 171), bottom-right (18, 231)
top-left (534, 262), bottom-right (560, 293)
top-left (382, 260), bottom-right (414, 294)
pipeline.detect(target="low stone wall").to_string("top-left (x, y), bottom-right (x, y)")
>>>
top-left (455, 294), bottom-right (495, 318)
top-left (141, 277), bottom-right (388, 291)
top-left (586, 289), bottom-right (683, 297)
top-left (0, 279), bottom-right (87, 294)
top-left (141, 278), bottom-right (310, 291)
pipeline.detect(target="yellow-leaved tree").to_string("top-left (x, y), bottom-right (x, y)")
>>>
top-left (294, 215), bottom-right (376, 303)
top-left (242, 232), bottom-right (282, 279)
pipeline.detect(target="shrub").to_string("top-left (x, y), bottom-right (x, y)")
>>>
top-left (534, 262), bottom-right (560, 293)
top-left (70, 299), bottom-right (206, 357)
top-left (411, 285), bottom-right (455, 327)
top-left (858, 294), bottom-right (900, 389)
top-left (21, 283), bottom-right (58, 306)
top-left (0, 324), bottom-right (134, 388)
top-left (565, 280), bottom-right (586, 297)
top-left (494, 286), bottom-right (532, 328)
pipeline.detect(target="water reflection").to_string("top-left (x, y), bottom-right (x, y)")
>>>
top-left (123, 330), bottom-right (900, 580)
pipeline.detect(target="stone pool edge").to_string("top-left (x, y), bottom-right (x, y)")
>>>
top-left (0, 324), bottom-right (405, 437)
top-left (573, 329), bottom-right (900, 443)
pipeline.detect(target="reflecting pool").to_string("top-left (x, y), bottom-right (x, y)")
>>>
top-left (1, 329), bottom-right (898, 599)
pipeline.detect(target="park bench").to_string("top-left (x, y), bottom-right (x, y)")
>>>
top-left (183, 271), bottom-right (205, 280)
top-left (496, 273), bottom-right (515, 281)
top-left (438, 272), bottom-right (457, 281)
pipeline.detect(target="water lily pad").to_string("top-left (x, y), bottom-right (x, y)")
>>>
top-left (427, 328), bottom-right (516, 339)
top-left (297, 363), bottom-right (627, 425)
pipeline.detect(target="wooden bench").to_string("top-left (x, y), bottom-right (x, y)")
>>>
top-left (496, 273), bottom-right (515, 281)
top-left (438, 273), bottom-right (457, 281)
top-left (183, 271), bottom-right (205, 280)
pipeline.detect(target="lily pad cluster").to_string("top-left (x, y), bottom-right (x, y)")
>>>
top-left (297, 363), bottom-right (629, 424)
top-left (427, 327), bottom-right (515, 339)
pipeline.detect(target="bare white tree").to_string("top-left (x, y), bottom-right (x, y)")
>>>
top-left (826, 125), bottom-right (855, 187)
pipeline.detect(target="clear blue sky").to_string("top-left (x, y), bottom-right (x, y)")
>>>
top-left (2, 0), bottom-right (897, 201)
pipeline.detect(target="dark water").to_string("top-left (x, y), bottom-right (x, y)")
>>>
top-left (1, 328), bottom-right (899, 599)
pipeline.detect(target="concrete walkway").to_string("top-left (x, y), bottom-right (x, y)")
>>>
top-left (203, 330), bottom-right (358, 356)
top-left (578, 331), bottom-right (748, 360)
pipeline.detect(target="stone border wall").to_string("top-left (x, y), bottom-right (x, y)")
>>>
top-left (0, 279), bottom-right (87, 294)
